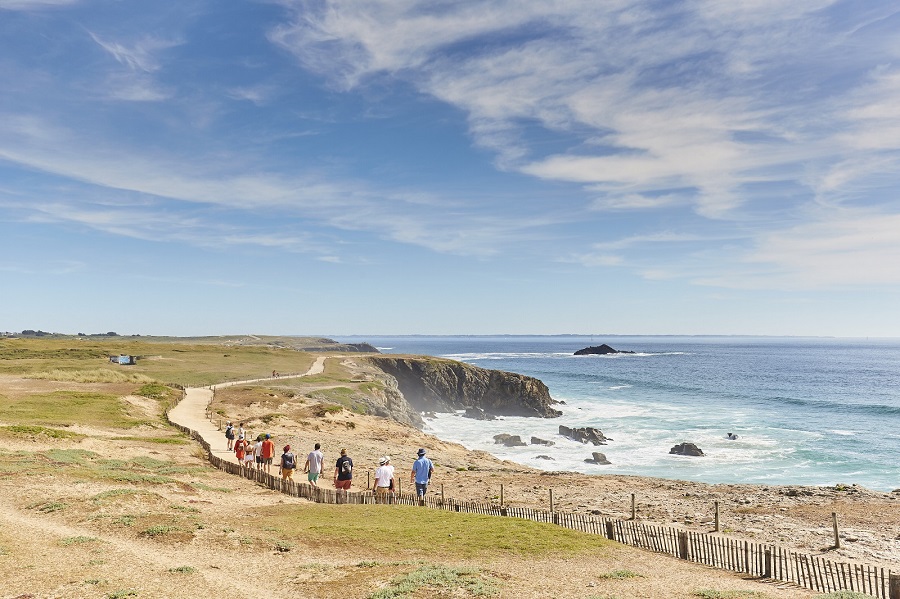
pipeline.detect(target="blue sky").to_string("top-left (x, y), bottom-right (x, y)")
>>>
top-left (2, 0), bottom-right (900, 337)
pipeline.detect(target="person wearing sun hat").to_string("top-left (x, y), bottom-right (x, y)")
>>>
top-left (374, 456), bottom-right (395, 504)
top-left (410, 448), bottom-right (433, 505)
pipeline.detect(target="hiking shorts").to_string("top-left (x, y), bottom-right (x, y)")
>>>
top-left (308, 472), bottom-right (320, 483)
top-left (334, 479), bottom-right (351, 490)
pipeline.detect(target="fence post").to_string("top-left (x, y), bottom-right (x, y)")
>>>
top-left (832, 512), bottom-right (840, 549)
top-left (677, 531), bottom-right (689, 560)
top-left (500, 484), bottom-right (504, 508)
top-left (367, 470), bottom-right (370, 491)
top-left (764, 549), bottom-right (772, 578)
top-left (714, 500), bottom-right (720, 532)
top-left (441, 483), bottom-right (444, 504)
top-left (604, 520), bottom-right (615, 541)
top-left (631, 493), bottom-right (636, 520)
top-left (889, 573), bottom-right (900, 599)
top-left (549, 489), bottom-right (554, 513)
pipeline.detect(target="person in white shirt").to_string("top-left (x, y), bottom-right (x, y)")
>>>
top-left (304, 443), bottom-right (325, 487)
top-left (253, 436), bottom-right (263, 470)
top-left (374, 456), bottom-right (395, 504)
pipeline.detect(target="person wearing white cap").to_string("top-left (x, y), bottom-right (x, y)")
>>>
top-left (410, 448), bottom-right (433, 505)
top-left (374, 456), bottom-right (395, 504)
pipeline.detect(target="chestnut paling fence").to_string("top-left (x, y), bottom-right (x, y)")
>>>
top-left (167, 394), bottom-right (899, 599)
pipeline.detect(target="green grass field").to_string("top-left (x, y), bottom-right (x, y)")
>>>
top-left (254, 503), bottom-right (612, 560)
top-left (0, 337), bottom-right (321, 386)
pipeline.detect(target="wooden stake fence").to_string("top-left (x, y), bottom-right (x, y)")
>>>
top-left (166, 397), bottom-right (896, 598)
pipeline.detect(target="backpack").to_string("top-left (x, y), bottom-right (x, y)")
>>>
top-left (341, 458), bottom-right (352, 475)
top-left (282, 452), bottom-right (295, 470)
top-left (225, 425), bottom-right (234, 439)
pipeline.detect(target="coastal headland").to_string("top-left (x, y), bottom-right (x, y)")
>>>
top-left (0, 334), bottom-right (895, 598)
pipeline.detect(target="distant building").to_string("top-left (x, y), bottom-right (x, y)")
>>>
top-left (110, 354), bottom-right (136, 365)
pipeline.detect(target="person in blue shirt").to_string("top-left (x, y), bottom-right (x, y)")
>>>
top-left (410, 448), bottom-right (433, 505)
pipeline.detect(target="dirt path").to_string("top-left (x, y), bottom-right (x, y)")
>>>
top-left (167, 356), bottom-right (326, 465)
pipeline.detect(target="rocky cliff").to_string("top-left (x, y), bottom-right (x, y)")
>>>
top-left (366, 356), bottom-right (562, 419)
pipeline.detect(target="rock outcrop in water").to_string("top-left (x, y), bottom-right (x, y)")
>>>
top-left (574, 344), bottom-right (634, 355)
top-left (584, 452), bottom-right (611, 465)
top-left (559, 425), bottom-right (610, 445)
top-left (367, 356), bottom-right (562, 419)
top-left (670, 442), bottom-right (704, 456)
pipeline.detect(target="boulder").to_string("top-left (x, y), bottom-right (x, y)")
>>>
top-left (669, 442), bottom-right (704, 456)
top-left (559, 425), bottom-right (610, 446)
top-left (464, 407), bottom-right (496, 421)
top-left (584, 452), bottom-right (611, 465)
top-left (530, 436), bottom-right (555, 446)
top-left (534, 455), bottom-right (555, 460)
top-left (493, 433), bottom-right (526, 447)
top-left (574, 344), bottom-right (635, 356)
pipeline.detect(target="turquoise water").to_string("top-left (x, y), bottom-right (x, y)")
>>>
top-left (336, 336), bottom-right (900, 491)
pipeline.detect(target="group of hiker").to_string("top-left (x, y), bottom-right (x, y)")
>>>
top-left (224, 421), bottom-right (434, 503)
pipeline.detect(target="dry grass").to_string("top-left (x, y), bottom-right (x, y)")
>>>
top-left (25, 368), bottom-right (155, 384)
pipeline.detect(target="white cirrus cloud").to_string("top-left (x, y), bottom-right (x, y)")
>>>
top-left (0, 0), bottom-right (79, 10)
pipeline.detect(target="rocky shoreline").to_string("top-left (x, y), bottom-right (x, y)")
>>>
top-left (346, 355), bottom-right (900, 568)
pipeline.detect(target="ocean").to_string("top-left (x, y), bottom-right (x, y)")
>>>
top-left (335, 336), bottom-right (900, 491)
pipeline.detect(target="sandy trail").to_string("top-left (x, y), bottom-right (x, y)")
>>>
top-left (167, 356), bottom-right (326, 465)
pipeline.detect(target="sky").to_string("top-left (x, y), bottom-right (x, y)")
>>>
top-left (2, 0), bottom-right (900, 337)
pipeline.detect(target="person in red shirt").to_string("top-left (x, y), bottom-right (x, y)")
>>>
top-left (261, 433), bottom-right (275, 474)
top-left (234, 435), bottom-right (247, 463)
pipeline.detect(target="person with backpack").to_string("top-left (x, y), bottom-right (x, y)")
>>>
top-left (234, 434), bottom-right (247, 463)
top-left (280, 445), bottom-right (296, 481)
top-left (225, 421), bottom-right (235, 450)
top-left (334, 448), bottom-right (353, 502)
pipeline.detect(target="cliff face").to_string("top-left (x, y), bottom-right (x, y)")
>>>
top-left (366, 356), bottom-right (561, 419)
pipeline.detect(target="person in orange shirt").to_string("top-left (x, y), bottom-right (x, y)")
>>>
top-left (261, 434), bottom-right (275, 474)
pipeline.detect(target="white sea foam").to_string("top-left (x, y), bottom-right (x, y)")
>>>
top-left (363, 335), bottom-right (900, 490)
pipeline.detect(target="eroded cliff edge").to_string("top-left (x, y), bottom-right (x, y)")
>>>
top-left (366, 355), bottom-right (562, 421)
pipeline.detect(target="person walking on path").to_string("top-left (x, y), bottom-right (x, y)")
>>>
top-left (280, 445), bottom-right (296, 481)
top-left (261, 434), bottom-right (275, 474)
top-left (374, 456), bottom-right (395, 504)
top-left (234, 434), bottom-right (248, 463)
top-left (410, 448), bottom-right (433, 506)
top-left (242, 440), bottom-right (255, 472)
top-left (225, 421), bottom-right (235, 451)
top-left (253, 435), bottom-right (264, 471)
top-left (334, 448), bottom-right (353, 503)
top-left (304, 443), bottom-right (325, 487)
